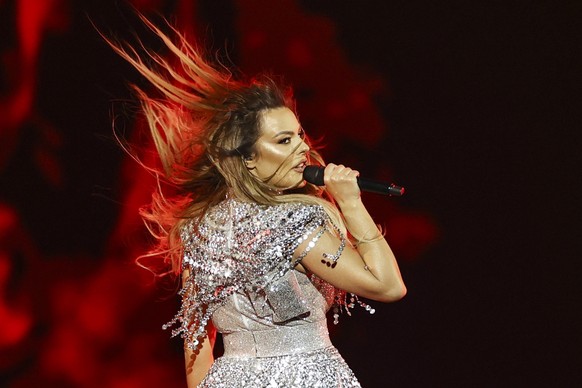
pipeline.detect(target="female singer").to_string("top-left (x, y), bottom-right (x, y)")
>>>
top-left (109, 17), bottom-right (406, 387)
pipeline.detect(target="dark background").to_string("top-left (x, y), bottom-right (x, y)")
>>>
top-left (1, 0), bottom-right (580, 386)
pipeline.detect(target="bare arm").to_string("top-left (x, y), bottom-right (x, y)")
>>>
top-left (184, 327), bottom-right (215, 388)
top-left (296, 164), bottom-right (406, 302)
top-left (182, 270), bottom-right (216, 388)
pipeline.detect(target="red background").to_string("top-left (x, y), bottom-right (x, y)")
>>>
top-left (1, 0), bottom-right (579, 386)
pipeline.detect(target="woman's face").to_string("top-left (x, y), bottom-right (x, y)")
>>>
top-left (246, 107), bottom-right (309, 190)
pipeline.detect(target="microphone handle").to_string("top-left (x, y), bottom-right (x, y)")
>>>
top-left (357, 177), bottom-right (405, 196)
top-left (302, 166), bottom-right (405, 196)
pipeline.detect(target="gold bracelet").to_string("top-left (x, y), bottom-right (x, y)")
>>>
top-left (352, 227), bottom-right (384, 247)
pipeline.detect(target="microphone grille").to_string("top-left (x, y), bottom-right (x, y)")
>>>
top-left (303, 166), bottom-right (325, 186)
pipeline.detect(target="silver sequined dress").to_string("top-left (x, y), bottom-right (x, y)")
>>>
top-left (165, 197), bottom-right (362, 387)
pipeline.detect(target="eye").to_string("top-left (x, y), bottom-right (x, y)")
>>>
top-left (278, 137), bottom-right (292, 144)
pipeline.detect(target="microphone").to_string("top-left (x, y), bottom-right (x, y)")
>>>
top-left (303, 165), bottom-right (405, 196)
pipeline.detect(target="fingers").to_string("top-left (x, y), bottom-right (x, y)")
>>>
top-left (323, 163), bottom-right (361, 204)
top-left (324, 163), bottom-right (360, 184)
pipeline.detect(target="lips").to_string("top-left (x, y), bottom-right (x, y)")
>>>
top-left (293, 160), bottom-right (307, 172)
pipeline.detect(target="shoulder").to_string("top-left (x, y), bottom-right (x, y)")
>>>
top-left (261, 199), bottom-right (326, 223)
top-left (180, 198), bottom-right (328, 252)
top-left (193, 197), bottom-right (327, 229)
top-left (180, 197), bottom-right (330, 247)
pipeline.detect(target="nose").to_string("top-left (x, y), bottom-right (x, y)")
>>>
top-left (298, 138), bottom-right (309, 155)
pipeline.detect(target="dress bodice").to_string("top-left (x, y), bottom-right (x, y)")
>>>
top-left (163, 196), bottom-right (345, 350)
top-left (213, 269), bottom-right (338, 357)
top-left (212, 270), bottom-right (334, 333)
top-left (164, 196), bottom-right (363, 387)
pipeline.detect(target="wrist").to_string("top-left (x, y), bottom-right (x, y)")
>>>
top-left (352, 228), bottom-right (384, 247)
top-left (336, 197), bottom-right (364, 212)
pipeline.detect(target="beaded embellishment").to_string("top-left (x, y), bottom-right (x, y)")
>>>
top-left (321, 221), bottom-right (346, 268)
top-left (163, 197), bottom-right (362, 349)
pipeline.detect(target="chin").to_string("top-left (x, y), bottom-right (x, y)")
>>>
top-left (280, 179), bottom-right (307, 193)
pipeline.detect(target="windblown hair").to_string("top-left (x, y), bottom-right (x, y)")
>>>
top-left (107, 16), bottom-right (344, 278)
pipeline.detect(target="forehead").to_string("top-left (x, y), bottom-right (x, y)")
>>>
top-left (260, 107), bottom-right (300, 135)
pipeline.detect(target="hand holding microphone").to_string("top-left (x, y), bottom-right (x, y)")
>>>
top-left (303, 165), bottom-right (405, 197)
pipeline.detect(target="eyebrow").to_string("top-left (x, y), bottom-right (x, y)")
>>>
top-left (272, 126), bottom-right (304, 139)
top-left (272, 130), bottom-right (294, 138)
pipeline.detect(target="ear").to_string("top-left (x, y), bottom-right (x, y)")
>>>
top-left (243, 155), bottom-right (257, 170)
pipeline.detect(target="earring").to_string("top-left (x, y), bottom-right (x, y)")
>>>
top-left (243, 155), bottom-right (255, 170)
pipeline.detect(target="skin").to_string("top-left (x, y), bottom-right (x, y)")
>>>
top-left (185, 106), bottom-right (406, 387)
top-left (183, 270), bottom-right (215, 388)
top-left (244, 107), bottom-right (309, 189)
top-left (295, 163), bottom-right (407, 302)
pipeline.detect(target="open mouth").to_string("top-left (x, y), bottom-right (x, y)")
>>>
top-left (293, 161), bottom-right (307, 172)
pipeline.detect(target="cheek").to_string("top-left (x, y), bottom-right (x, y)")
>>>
top-left (260, 146), bottom-right (290, 166)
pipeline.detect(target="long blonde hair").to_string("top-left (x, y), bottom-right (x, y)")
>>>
top-left (107, 16), bottom-right (345, 278)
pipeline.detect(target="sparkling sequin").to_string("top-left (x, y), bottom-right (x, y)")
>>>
top-left (163, 197), bottom-right (371, 387)
top-left (199, 347), bottom-right (360, 388)
top-left (164, 197), bottom-right (346, 349)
